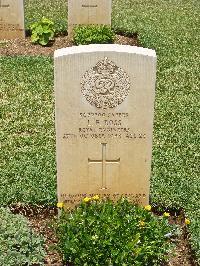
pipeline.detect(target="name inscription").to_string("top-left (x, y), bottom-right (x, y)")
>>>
top-left (63, 112), bottom-right (147, 141)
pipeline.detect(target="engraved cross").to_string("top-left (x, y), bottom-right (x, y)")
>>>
top-left (88, 143), bottom-right (120, 189)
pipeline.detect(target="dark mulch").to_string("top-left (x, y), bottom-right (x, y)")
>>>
top-left (10, 205), bottom-right (196, 266)
top-left (0, 34), bottom-right (138, 57)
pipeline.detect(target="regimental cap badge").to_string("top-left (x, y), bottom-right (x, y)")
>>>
top-left (94, 57), bottom-right (117, 75)
top-left (81, 57), bottom-right (131, 109)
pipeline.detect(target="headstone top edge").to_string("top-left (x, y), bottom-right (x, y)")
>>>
top-left (54, 44), bottom-right (156, 59)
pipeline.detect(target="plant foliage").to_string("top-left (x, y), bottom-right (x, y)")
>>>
top-left (57, 198), bottom-right (178, 265)
top-left (0, 208), bottom-right (46, 265)
top-left (30, 17), bottom-right (55, 46)
top-left (73, 25), bottom-right (115, 45)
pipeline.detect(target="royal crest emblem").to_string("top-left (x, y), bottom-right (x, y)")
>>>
top-left (81, 57), bottom-right (130, 109)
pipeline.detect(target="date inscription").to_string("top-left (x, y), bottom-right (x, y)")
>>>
top-left (63, 112), bottom-right (147, 141)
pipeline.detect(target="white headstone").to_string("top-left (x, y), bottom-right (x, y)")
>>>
top-left (0, 0), bottom-right (25, 39)
top-left (54, 44), bottom-right (156, 207)
top-left (68, 0), bottom-right (112, 36)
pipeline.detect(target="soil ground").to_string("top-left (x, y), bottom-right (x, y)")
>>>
top-left (0, 34), bottom-right (138, 56)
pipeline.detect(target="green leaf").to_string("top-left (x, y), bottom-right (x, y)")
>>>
top-left (29, 17), bottom-right (55, 46)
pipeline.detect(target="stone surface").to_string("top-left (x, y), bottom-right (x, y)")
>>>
top-left (68, 0), bottom-right (112, 36)
top-left (54, 44), bottom-right (156, 207)
top-left (0, 0), bottom-right (25, 39)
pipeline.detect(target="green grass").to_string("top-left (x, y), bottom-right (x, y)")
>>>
top-left (0, 57), bottom-right (56, 205)
top-left (25, 0), bottom-right (67, 33)
top-left (25, 0), bottom-right (67, 24)
top-left (1, 0), bottom-right (199, 263)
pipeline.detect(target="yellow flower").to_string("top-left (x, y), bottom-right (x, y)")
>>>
top-left (91, 234), bottom-right (99, 240)
top-left (163, 212), bottom-right (170, 217)
top-left (139, 220), bottom-right (145, 227)
top-left (92, 195), bottom-right (100, 201)
top-left (83, 197), bottom-right (91, 203)
top-left (185, 218), bottom-right (191, 225)
top-left (57, 202), bottom-right (64, 208)
top-left (144, 205), bottom-right (152, 211)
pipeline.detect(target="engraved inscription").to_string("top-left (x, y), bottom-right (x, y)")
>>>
top-left (82, 4), bottom-right (98, 8)
top-left (0, 0), bottom-right (10, 8)
top-left (63, 133), bottom-right (77, 140)
top-left (81, 57), bottom-right (131, 109)
top-left (0, 22), bottom-right (21, 31)
top-left (63, 112), bottom-right (147, 140)
top-left (80, 112), bottom-right (129, 118)
top-left (60, 193), bottom-right (147, 205)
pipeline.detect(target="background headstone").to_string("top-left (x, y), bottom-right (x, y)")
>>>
top-left (68, 0), bottom-right (112, 36)
top-left (55, 44), bottom-right (156, 207)
top-left (0, 0), bottom-right (25, 39)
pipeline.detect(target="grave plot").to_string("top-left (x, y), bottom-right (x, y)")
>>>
top-left (0, 0), bottom-right (199, 265)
